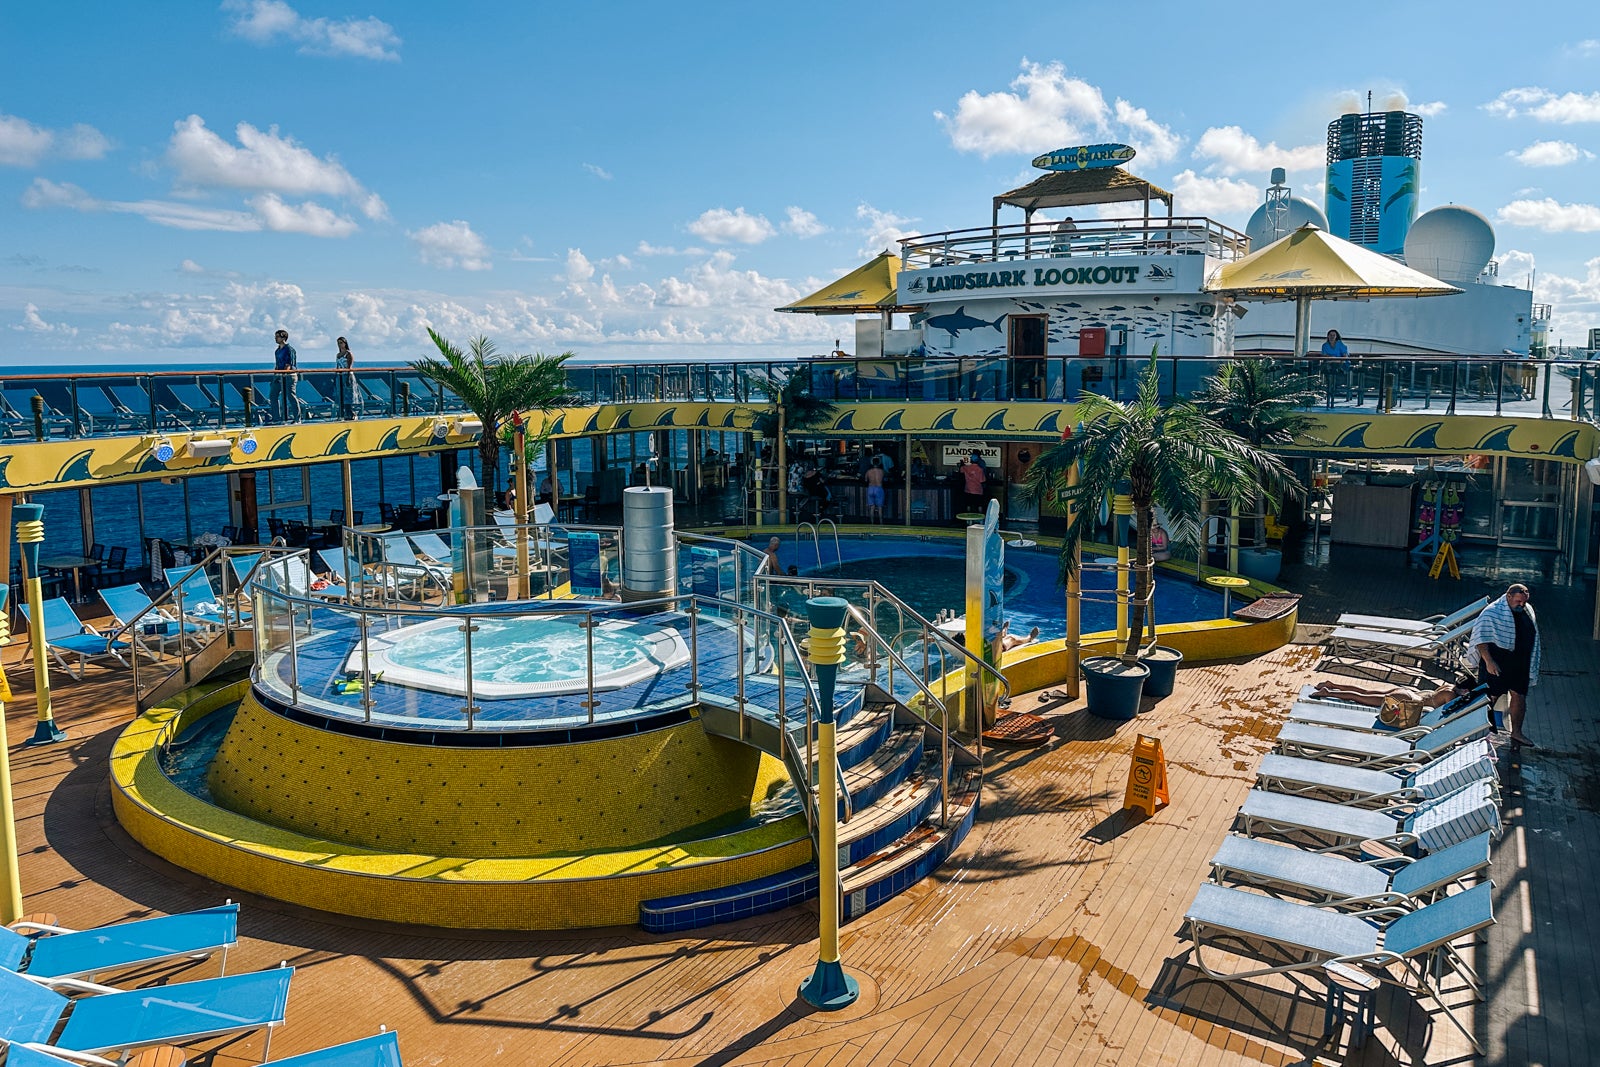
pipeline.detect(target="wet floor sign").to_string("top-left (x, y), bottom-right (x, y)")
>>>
top-left (1428, 542), bottom-right (1460, 580)
top-left (1123, 734), bottom-right (1169, 817)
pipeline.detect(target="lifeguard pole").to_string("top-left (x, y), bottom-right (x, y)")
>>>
top-left (799, 595), bottom-right (860, 1010)
top-left (16, 502), bottom-right (64, 743)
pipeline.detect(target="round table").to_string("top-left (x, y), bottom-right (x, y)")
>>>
top-left (37, 554), bottom-right (97, 603)
top-left (956, 512), bottom-right (984, 525)
top-left (1204, 574), bottom-right (1250, 617)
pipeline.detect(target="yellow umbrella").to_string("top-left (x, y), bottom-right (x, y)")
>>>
top-left (777, 251), bottom-right (907, 314)
top-left (1208, 224), bottom-right (1461, 356)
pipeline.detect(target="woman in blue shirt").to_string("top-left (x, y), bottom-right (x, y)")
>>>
top-left (1319, 329), bottom-right (1349, 360)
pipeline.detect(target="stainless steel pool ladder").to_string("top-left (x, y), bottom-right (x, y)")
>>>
top-left (795, 519), bottom-right (841, 570)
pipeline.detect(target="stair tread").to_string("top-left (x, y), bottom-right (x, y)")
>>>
top-left (840, 773), bottom-right (981, 893)
top-left (839, 769), bottom-right (938, 844)
top-left (839, 727), bottom-right (922, 789)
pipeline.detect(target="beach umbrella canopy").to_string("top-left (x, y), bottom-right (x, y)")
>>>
top-left (1208, 224), bottom-right (1461, 356)
top-left (777, 251), bottom-right (907, 314)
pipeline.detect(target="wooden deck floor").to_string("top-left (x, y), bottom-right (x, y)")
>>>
top-left (3, 543), bottom-right (1596, 1066)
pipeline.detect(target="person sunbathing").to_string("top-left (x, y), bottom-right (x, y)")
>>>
top-left (996, 621), bottom-right (1041, 653)
top-left (1309, 674), bottom-right (1474, 710)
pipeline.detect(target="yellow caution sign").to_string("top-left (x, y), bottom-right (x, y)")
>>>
top-left (1428, 542), bottom-right (1460, 581)
top-left (1123, 734), bottom-right (1169, 817)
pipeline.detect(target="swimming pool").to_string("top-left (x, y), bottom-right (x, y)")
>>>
top-left (790, 534), bottom-right (1224, 639)
top-left (354, 614), bottom-right (690, 698)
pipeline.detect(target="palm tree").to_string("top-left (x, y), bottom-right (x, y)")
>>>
top-left (1191, 359), bottom-right (1320, 549)
top-left (751, 367), bottom-right (837, 439)
top-left (411, 330), bottom-right (577, 494)
top-left (1025, 358), bottom-right (1297, 662)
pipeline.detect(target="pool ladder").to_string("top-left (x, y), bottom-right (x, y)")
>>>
top-left (796, 519), bottom-right (841, 570)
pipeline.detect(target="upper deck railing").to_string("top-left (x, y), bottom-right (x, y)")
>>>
top-left (3, 354), bottom-right (1596, 446)
top-left (898, 216), bottom-right (1251, 269)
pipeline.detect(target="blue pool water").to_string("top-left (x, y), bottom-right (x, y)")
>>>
top-left (790, 535), bottom-right (1224, 640)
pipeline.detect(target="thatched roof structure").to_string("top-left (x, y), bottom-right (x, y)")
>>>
top-left (992, 169), bottom-right (1174, 224)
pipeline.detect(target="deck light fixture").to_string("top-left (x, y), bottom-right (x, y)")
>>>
top-left (150, 437), bottom-right (176, 464)
top-left (185, 437), bottom-right (235, 459)
top-left (452, 417), bottom-right (484, 436)
top-left (237, 432), bottom-right (259, 456)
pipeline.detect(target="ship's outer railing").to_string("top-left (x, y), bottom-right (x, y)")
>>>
top-left (245, 555), bottom-right (827, 834)
top-left (897, 215), bottom-right (1252, 268)
top-left (3, 355), bottom-right (1595, 443)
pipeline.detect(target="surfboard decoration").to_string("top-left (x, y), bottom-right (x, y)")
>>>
top-left (1031, 143), bottom-right (1137, 171)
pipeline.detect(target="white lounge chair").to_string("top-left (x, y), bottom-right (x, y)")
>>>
top-left (1336, 596), bottom-right (1489, 635)
top-left (1255, 740), bottom-right (1498, 806)
top-left (1324, 616), bottom-right (1477, 667)
top-left (1209, 831), bottom-right (1492, 907)
top-left (1235, 781), bottom-right (1501, 855)
top-left (1274, 709), bottom-right (1489, 767)
top-left (1287, 691), bottom-right (1488, 736)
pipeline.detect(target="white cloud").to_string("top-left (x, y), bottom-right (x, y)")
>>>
top-left (409, 220), bottom-right (492, 270)
top-left (179, 259), bottom-right (206, 274)
top-left (0, 112), bottom-right (111, 167)
top-left (582, 162), bottom-right (612, 180)
top-left (1496, 197), bottom-right (1600, 232)
top-left (1331, 89), bottom-right (1444, 118)
top-left (635, 241), bottom-right (700, 257)
top-left (1113, 100), bottom-right (1182, 164)
top-left (855, 203), bottom-right (917, 258)
top-left (13, 303), bottom-right (78, 337)
top-left (936, 60), bottom-right (1108, 158)
top-left (1193, 126), bottom-right (1322, 176)
top-left (1507, 140), bottom-right (1593, 166)
top-left (222, 0), bottom-right (401, 61)
top-left (167, 115), bottom-right (386, 219)
top-left (565, 248), bottom-right (595, 283)
top-left (22, 177), bottom-right (357, 235)
top-left (687, 207), bottom-right (775, 244)
top-left (248, 193), bottom-right (358, 237)
top-left (1168, 170), bottom-right (1261, 219)
top-left (782, 206), bottom-right (826, 238)
top-left (1569, 39), bottom-right (1600, 57)
top-left (1485, 87), bottom-right (1600, 123)
top-left (1411, 101), bottom-right (1448, 118)
top-left (1496, 248), bottom-right (1537, 287)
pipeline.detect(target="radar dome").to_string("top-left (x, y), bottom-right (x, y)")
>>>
top-left (1404, 206), bottom-right (1495, 284)
top-left (1245, 197), bottom-right (1329, 249)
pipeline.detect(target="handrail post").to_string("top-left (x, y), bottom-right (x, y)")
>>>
top-left (736, 608), bottom-right (747, 740)
top-left (1495, 361), bottom-right (1505, 417)
top-left (687, 599), bottom-right (700, 696)
top-left (359, 611), bottom-right (374, 723)
top-left (284, 591), bottom-right (299, 704)
top-left (777, 635), bottom-right (787, 735)
top-left (941, 686), bottom-right (950, 829)
top-left (584, 609), bottom-right (597, 725)
top-left (805, 694), bottom-right (815, 786)
top-left (461, 614), bottom-right (478, 730)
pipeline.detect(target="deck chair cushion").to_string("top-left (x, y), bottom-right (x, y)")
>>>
top-left (22, 903), bottom-right (237, 980)
top-left (54, 966), bottom-right (293, 1055)
top-left (268, 1030), bottom-right (403, 1067)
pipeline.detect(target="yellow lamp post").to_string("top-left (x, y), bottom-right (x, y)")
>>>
top-left (1113, 493), bottom-right (1133, 644)
top-left (0, 586), bottom-right (24, 922)
top-left (798, 595), bottom-right (860, 1010)
top-left (16, 502), bottom-right (64, 744)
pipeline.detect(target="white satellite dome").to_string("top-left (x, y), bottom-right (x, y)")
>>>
top-left (1404, 205), bottom-right (1495, 284)
top-left (1244, 196), bottom-right (1329, 249)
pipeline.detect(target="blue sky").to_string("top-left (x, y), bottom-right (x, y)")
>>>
top-left (3, 1), bottom-right (1598, 367)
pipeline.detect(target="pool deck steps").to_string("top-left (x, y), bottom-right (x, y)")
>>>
top-left (841, 766), bottom-right (982, 921)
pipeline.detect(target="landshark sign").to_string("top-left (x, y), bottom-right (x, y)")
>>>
top-left (1032, 143), bottom-right (1136, 171)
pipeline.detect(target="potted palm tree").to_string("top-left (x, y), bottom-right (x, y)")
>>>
top-left (1192, 359), bottom-right (1320, 583)
top-left (411, 330), bottom-right (577, 495)
top-left (1026, 358), bottom-right (1297, 719)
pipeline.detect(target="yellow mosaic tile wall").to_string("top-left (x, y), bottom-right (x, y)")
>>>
top-left (111, 682), bottom-right (814, 930)
top-left (208, 690), bottom-right (770, 856)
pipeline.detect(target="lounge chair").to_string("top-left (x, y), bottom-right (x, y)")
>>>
top-left (0, 963), bottom-right (293, 1062)
top-left (2, 903), bottom-right (237, 981)
top-left (1274, 710), bottom-right (1489, 767)
top-left (17, 598), bottom-right (132, 679)
top-left (316, 550), bottom-right (393, 599)
top-left (1324, 616), bottom-right (1478, 667)
top-left (97, 583), bottom-right (206, 656)
top-left (409, 532), bottom-right (455, 568)
top-left (1255, 740), bottom-right (1498, 806)
top-left (1183, 881), bottom-right (1494, 1052)
top-left (1336, 596), bottom-right (1489, 635)
top-left (1235, 781), bottom-right (1501, 855)
top-left (163, 566), bottom-right (239, 628)
top-left (1208, 832), bottom-right (1492, 907)
top-left (379, 534), bottom-right (449, 595)
top-left (1287, 691), bottom-right (1488, 736)
top-left (267, 1030), bottom-right (403, 1066)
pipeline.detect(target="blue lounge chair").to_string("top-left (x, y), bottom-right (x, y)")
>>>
top-left (98, 583), bottom-right (206, 655)
top-left (1208, 832), bottom-right (1492, 907)
top-left (1235, 781), bottom-right (1501, 855)
top-left (2, 903), bottom-right (237, 981)
top-left (0, 963), bottom-right (293, 1062)
top-left (1273, 710), bottom-right (1489, 767)
top-left (269, 1030), bottom-right (404, 1066)
top-left (1255, 740), bottom-right (1497, 806)
top-left (18, 598), bottom-right (131, 679)
top-left (163, 566), bottom-right (240, 628)
top-left (1183, 881), bottom-right (1494, 1052)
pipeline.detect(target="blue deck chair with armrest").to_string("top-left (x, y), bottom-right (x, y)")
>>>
top-left (1235, 780), bottom-right (1501, 855)
top-left (2, 904), bottom-right (237, 982)
top-left (1208, 832), bottom-right (1492, 908)
top-left (17, 598), bottom-right (132, 680)
top-left (266, 1029), bottom-right (404, 1067)
top-left (163, 566), bottom-right (250, 628)
top-left (98, 583), bottom-right (206, 656)
top-left (1336, 596), bottom-right (1489, 635)
top-left (1288, 689), bottom-right (1488, 736)
top-left (379, 534), bottom-right (449, 593)
top-left (315, 550), bottom-right (394, 599)
top-left (1255, 739), bottom-right (1497, 807)
top-left (1183, 881), bottom-right (1494, 1052)
top-left (408, 531), bottom-right (455, 568)
top-left (1274, 709), bottom-right (1489, 767)
top-left (0, 963), bottom-right (293, 1063)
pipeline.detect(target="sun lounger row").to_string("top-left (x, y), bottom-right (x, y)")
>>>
top-left (1180, 672), bottom-right (1505, 1054)
top-left (3, 902), bottom-right (406, 1064)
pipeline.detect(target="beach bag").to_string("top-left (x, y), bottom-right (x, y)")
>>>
top-left (1378, 696), bottom-right (1424, 730)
